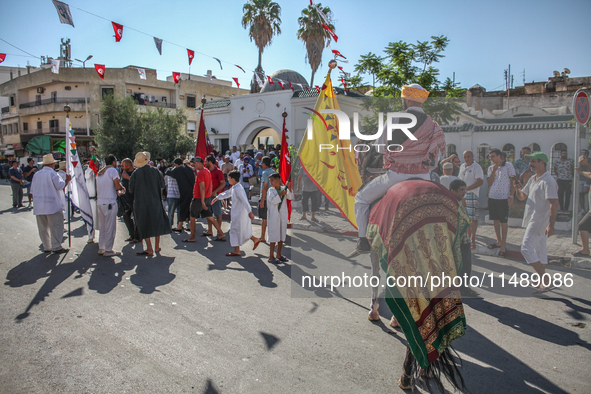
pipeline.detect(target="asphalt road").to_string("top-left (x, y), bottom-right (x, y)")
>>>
top-left (0, 183), bottom-right (589, 393)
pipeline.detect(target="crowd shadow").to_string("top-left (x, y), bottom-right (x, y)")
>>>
top-left (129, 255), bottom-right (176, 294)
top-left (208, 254), bottom-right (277, 288)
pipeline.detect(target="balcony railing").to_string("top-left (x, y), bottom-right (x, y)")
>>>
top-left (19, 97), bottom-right (88, 109)
top-left (21, 127), bottom-right (89, 135)
top-left (1, 106), bottom-right (8, 114)
top-left (143, 101), bottom-right (176, 109)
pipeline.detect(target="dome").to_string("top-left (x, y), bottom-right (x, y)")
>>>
top-left (260, 69), bottom-right (309, 93)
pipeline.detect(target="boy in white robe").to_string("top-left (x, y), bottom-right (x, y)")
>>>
top-left (212, 171), bottom-right (260, 256)
top-left (267, 173), bottom-right (293, 263)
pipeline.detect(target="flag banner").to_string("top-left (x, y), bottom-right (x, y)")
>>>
top-left (137, 68), bottom-right (146, 80)
top-left (88, 153), bottom-right (98, 176)
top-left (0, 54), bottom-right (6, 64)
top-left (314, 4), bottom-right (331, 26)
top-left (204, 74), bottom-right (213, 81)
top-left (267, 76), bottom-right (274, 85)
top-left (341, 77), bottom-right (347, 93)
top-left (50, 58), bottom-right (60, 74)
top-left (338, 66), bottom-right (344, 73)
top-left (315, 85), bottom-right (320, 93)
top-left (277, 79), bottom-right (285, 90)
top-left (65, 117), bottom-right (93, 228)
top-left (173, 72), bottom-right (180, 84)
top-left (288, 81), bottom-right (294, 91)
top-left (51, 0), bottom-right (75, 27)
top-left (332, 49), bottom-right (346, 59)
top-left (195, 108), bottom-right (213, 161)
top-left (279, 116), bottom-right (292, 220)
top-left (254, 72), bottom-right (264, 88)
top-left (232, 77), bottom-right (240, 88)
top-left (187, 49), bottom-right (195, 65)
top-left (298, 72), bottom-right (362, 228)
top-left (322, 24), bottom-right (338, 42)
top-left (94, 64), bottom-right (105, 79)
top-left (213, 57), bottom-right (223, 70)
top-left (154, 37), bottom-right (163, 55)
top-left (112, 22), bottom-right (123, 42)
top-left (235, 64), bottom-right (245, 73)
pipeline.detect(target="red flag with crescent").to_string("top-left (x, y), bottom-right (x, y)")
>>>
top-left (187, 49), bottom-right (195, 65)
top-left (279, 115), bottom-right (291, 220)
top-left (173, 72), bottom-right (180, 84)
top-left (0, 54), bottom-right (6, 64)
top-left (267, 76), bottom-right (274, 85)
top-left (112, 22), bottom-right (123, 42)
top-left (232, 78), bottom-right (240, 88)
top-left (332, 49), bottom-right (347, 59)
top-left (94, 64), bottom-right (105, 79)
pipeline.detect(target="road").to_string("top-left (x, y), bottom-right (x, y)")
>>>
top-left (0, 183), bottom-right (589, 393)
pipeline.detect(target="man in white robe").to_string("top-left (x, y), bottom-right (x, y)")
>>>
top-left (85, 162), bottom-right (98, 243)
top-left (56, 161), bottom-right (68, 221)
top-left (213, 170), bottom-right (260, 256)
top-left (267, 173), bottom-right (293, 264)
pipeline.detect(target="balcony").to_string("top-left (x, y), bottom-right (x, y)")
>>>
top-left (141, 101), bottom-right (176, 109)
top-left (1, 106), bottom-right (8, 114)
top-left (19, 97), bottom-right (88, 109)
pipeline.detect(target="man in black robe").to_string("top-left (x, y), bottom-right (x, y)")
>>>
top-left (129, 152), bottom-right (171, 256)
top-left (166, 158), bottom-right (195, 233)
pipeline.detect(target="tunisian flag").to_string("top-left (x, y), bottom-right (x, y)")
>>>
top-left (278, 114), bottom-right (292, 220)
top-left (94, 64), bottom-right (105, 79)
top-left (195, 107), bottom-right (213, 161)
top-left (172, 72), bottom-right (180, 84)
top-left (187, 49), bottom-right (195, 65)
top-left (112, 22), bottom-right (123, 42)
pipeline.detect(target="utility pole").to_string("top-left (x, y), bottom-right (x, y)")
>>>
top-left (507, 64), bottom-right (511, 110)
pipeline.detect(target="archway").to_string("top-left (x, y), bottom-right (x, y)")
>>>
top-left (550, 142), bottom-right (567, 177)
top-left (235, 118), bottom-right (282, 151)
top-left (252, 127), bottom-right (281, 150)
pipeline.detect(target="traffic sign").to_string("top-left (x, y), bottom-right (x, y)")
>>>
top-left (574, 90), bottom-right (590, 125)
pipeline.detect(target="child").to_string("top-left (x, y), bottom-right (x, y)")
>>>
top-left (267, 173), bottom-right (293, 263)
top-left (212, 171), bottom-right (260, 257)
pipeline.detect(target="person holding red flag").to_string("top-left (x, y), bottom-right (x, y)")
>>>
top-left (278, 113), bottom-right (291, 220)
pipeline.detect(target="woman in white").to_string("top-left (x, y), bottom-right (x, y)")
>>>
top-left (266, 173), bottom-right (293, 263)
top-left (212, 170), bottom-right (260, 257)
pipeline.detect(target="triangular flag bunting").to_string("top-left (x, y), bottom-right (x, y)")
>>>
top-left (187, 49), bottom-right (195, 65)
top-left (235, 65), bottom-right (245, 73)
top-left (267, 76), bottom-right (274, 85)
top-left (51, 0), bottom-right (75, 27)
top-left (154, 37), bottom-right (163, 55)
top-left (213, 58), bottom-right (223, 70)
top-left (232, 78), bottom-right (240, 88)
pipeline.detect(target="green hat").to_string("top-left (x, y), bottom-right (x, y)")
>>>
top-left (524, 152), bottom-right (548, 163)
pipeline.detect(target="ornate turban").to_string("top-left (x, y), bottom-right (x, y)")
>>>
top-left (401, 83), bottom-right (430, 103)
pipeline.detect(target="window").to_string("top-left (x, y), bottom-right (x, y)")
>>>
top-left (162, 96), bottom-right (167, 103)
top-left (37, 121), bottom-right (42, 131)
top-left (187, 122), bottom-right (196, 133)
top-left (446, 144), bottom-right (456, 157)
top-left (101, 87), bottom-right (114, 100)
top-left (23, 123), bottom-right (28, 131)
top-left (7, 124), bottom-right (12, 134)
top-left (502, 143), bottom-right (515, 162)
top-left (36, 95), bottom-right (42, 106)
top-left (10, 96), bottom-right (15, 106)
top-left (528, 143), bottom-right (541, 152)
top-left (13, 123), bottom-right (18, 134)
top-left (550, 143), bottom-right (568, 176)
top-left (2, 125), bottom-right (6, 135)
top-left (51, 91), bottom-right (57, 102)
top-left (186, 95), bottom-right (196, 108)
top-left (477, 144), bottom-right (490, 170)
top-left (49, 119), bottom-right (59, 133)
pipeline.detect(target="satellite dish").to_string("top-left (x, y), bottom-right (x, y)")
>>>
top-left (553, 71), bottom-right (560, 77)
top-left (564, 68), bottom-right (571, 74)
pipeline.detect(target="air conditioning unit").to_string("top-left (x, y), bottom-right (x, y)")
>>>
top-left (37, 87), bottom-right (45, 94)
top-left (64, 86), bottom-right (72, 91)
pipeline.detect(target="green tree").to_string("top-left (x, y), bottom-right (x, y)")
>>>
top-left (297, 3), bottom-right (334, 87)
top-left (94, 95), bottom-right (193, 162)
top-left (242, 0), bottom-right (282, 93)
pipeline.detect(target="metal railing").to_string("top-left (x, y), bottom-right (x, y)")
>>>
top-left (19, 97), bottom-right (88, 109)
top-left (1, 107), bottom-right (8, 114)
top-left (143, 101), bottom-right (176, 109)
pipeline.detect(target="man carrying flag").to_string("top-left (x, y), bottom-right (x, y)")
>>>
top-left (195, 99), bottom-right (213, 161)
top-left (298, 63), bottom-right (362, 233)
top-left (85, 146), bottom-right (99, 242)
top-left (278, 111), bottom-right (291, 220)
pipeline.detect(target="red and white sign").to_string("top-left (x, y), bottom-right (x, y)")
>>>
top-left (574, 90), bottom-right (590, 125)
top-left (94, 64), bottom-right (105, 79)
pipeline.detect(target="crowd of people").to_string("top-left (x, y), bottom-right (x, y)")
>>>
top-left (13, 143), bottom-right (295, 264)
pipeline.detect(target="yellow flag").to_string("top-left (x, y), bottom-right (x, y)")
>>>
top-left (298, 72), bottom-right (362, 228)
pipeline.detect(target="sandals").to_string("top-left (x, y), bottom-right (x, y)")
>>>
top-left (201, 232), bottom-right (213, 237)
top-left (182, 239), bottom-right (195, 243)
top-left (278, 255), bottom-right (288, 262)
top-left (498, 251), bottom-right (507, 258)
top-left (213, 237), bottom-right (226, 242)
top-left (136, 251), bottom-right (153, 256)
top-left (471, 241), bottom-right (476, 250)
top-left (253, 239), bottom-right (261, 250)
top-left (226, 252), bottom-right (241, 257)
top-left (398, 377), bottom-right (412, 390)
top-left (571, 251), bottom-right (590, 257)
top-left (488, 242), bottom-right (501, 249)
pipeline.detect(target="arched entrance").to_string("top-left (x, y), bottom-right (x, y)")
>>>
top-left (236, 118), bottom-right (282, 151)
top-left (252, 127), bottom-right (280, 150)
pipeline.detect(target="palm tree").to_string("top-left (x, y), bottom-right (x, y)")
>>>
top-left (242, 0), bottom-right (282, 93)
top-left (297, 4), bottom-right (334, 87)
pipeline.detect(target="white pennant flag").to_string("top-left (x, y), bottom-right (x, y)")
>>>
top-left (65, 117), bottom-right (93, 230)
top-left (50, 58), bottom-right (60, 74)
top-left (51, 0), bottom-right (75, 27)
top-left (254, 72), bottom-right (264, 88)
top-left (137, 68), bottom-right (146, 80)
top-left (204, 74), bottom-right (213, 81)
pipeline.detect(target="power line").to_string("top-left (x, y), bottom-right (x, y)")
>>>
top-left (0, 38), bottom-right (39, 59)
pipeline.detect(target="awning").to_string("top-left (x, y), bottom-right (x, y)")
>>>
top-left (26, 136), bottom-right (53, 154)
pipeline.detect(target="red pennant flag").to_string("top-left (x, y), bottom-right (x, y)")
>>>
top-left (279, 116), bottom-right (292, 220)
top-left (288, 81), bottom-right (294, 91)
top-left (322, 24), bottom-right (338, 42)
top-left (331, 49), bottom-right (347, 59)
top-left (235, 64), bottom-right (245, 73)
top-left (112, 22), bottom-right (123, 42)
top-left (321, 83), bottom-right (327, 90)
top-left (173, 72), bottom-right (180, 84)
top-left (267, 76), bottom-right (274, 85)
top-left (315, 86), bottom-right (321, 93)
top-left (277, 79), bottom-right (285, 90)
top-left (341, 78), bottom-right (347, 92)
top-left (187, 49), bottom-right (195, 65)
top-left (0, 54), bottom-right (6, 64)
top-left (94, 64), bottom-right (105, 79)
top-left (89, 154), bottom-right (98, 175)
top-left (305, 86), bottom-right (310, 92)
top-left (195, 108), bottom-right (213, 161)
top-left (338, 66), bottom-right (345, 73)
top-left (232, 78), bottom-right (240, 88)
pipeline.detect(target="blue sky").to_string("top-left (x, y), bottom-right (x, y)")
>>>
top-left (1, 0), bottom-right (590, 91)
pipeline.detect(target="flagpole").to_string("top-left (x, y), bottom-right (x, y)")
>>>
top-left (64, 102), bottom-right (72, 248)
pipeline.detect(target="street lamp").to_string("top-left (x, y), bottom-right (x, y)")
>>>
top-left (74, 55), bottom-right (93, 136)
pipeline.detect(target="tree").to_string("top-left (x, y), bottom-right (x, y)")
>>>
top-left (352, 35), bottom-right (464, 125)
top-left (297, 3), bottom-right (334, 87)
top-left (242, 0), bottom-right (281, 93)
top-left (94, 95), bottom-right (193, 162)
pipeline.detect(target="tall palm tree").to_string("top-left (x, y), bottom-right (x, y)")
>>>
top-left (242, 0), bottom-right (282, 93)
top-left (297, 4), bottom-right (334, 87)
